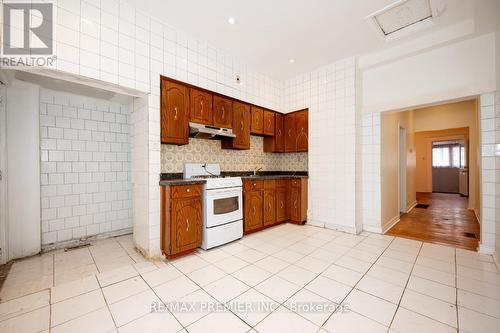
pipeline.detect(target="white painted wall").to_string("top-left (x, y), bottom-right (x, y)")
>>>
top-left (6, 80), bottom-right (41, 260)
top-left (360, 33), bottom-right (497, 114)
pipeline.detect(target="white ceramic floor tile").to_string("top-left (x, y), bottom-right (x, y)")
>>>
top-left (284, 288), bottom-right (336, 326)
top-left (54, 263), bottom-right (98, 286)
top-left (383, 249), bottom-right (418, 264)
top-left (169, 288), bottom-right (217, 327)
top-left (305, 276), bottom-right (351, 304)
top-left (229, 289), bottom-right (279, 327)
top-left (294, 256), bottom-right (331, 273)
top-left (140, 265), bottom-right (182, 287)
top-left (400, 289), bottom-right (457, 327)
top-left (323, 310), bottom-right (387, 333)
top-left (255, 275), bottom-right (301, 304)
top-left (108, 290), bottom-right (160, 327)
top-left (277, 265), bottom-right (318, 287)
top-left (51, 289), bottom-right (106, 327)
top-left (51, 307), bottom-right (115, 333)
top-left (153, 275), bottom-right (200, 304)
top-left (457, 275), bottom-right (500, 300)
top-left (321, 264), bottom-right (363, 287)
top-left (96, 265), bottom-right (138, 287)
top-left (204, 275), bottom-right (250, 303)
top-left (254, 306), bottom-right (318, 333)
top-left (458, 306), bottom-right (500, 333)
top-left (335, 256), bottom-right (372, 274)
top-left (170, 255), bottom-right (209, 274)
top-left (367, 265), bottom-right (410, 287)
top-left (51, 275), bottom-right (100, 304)
top-left (457, 264), bottom-right (500, 286)
top-left (231, 265), bottom-right (272, 287)
top-left (195, 248), bottom-right (231, 263)
top-left (390, 307), bottom-right (456, 333)
top-left (255, 255), bottom-right (290, 273)
top-left (0, 290), bottom-right (49, 322)
top-left (214, 256), bottom-right (249, 274)
top-left (187, 265), bottom-right (227, 287)
top-left (412, 264), bottom-right (456, 287)
top-left (343, 289), bottom-right (397, 326)
top-left (347, 248), bottom-right (380, 263)
top-left (186, 310), bottom-right (250, 333)
top-left (218, 242), bottom-right (249, 255)
top-left (272, 249), bottom-right (305, 264)
top-left (457, 289), bottom-right (500, 318)
top-left (416, 256), bottom-right (456, 274)
top-left (118, 312), bottom-right (182, 333)
top-left (375, 256), bottom-right (414, 274)
top-left (356, 275), bottom-right (405, 304)
top-left (406, 275), bottom-right (456, 304)
top-left (0, 305), bottom-right (49, 333)
top-left (235, 249), bottom-right (267, 263)
top-left (102, 276), bottom-right (149, 304)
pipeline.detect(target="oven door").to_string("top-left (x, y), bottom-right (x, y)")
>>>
top-left (204, 187), bottom-right (243, 228)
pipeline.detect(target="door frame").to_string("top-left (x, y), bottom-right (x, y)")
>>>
top-left (398, 126), bottom-right (407, 214)
top-left (0, 85), bottom-right (8, 264)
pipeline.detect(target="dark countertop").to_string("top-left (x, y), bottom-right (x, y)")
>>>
top-left (159, 171), bottom-right (308, 186)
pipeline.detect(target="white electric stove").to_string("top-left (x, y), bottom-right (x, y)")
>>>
top-left (184, 163), bottom-right (243, 250)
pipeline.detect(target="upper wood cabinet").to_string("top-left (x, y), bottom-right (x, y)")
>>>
top-left (161, 78), bottom-right (189, 145)
top-left (295, 110), bottom-right (308, 152)
top-left (222, 101), bottom-right (250, 150)
top-left (263, 110), bottom-right (275, 136)
top-left (251, 106), bottom-right (264, 135)
top-left (161, 184), bottom-right (203, 258)
top-left (263, 113), bottom-right (284, 153)
top-left (189, 88), bottom-right (213, 125)
top-left (213, 96), bottom-right (233, 128)
top-left (284, 113), bottom-right (297, 152)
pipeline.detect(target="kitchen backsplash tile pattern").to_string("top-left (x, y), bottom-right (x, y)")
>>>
top-left (160, 137), bottom-right (308, 172)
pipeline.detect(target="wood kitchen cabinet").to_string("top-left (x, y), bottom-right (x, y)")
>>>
top-left (161, 78), bottom-right (190, 145)
top-left (243, 180), bottom-right (263, 233)
top-left (222, 101), bottom-right (250, 150)
top-left (213, 96), bottom-right (233, 128)
top-left (263, 113), bottom-right (284, 153)
top-left (189, 88), bottom-right (213, 125)
top-left (276, 179), bottom-right (289, 222)
top-left (161, 184), bottom-right (203, 258)
top-left (263, 110), bottom-right (275, 136)
top-left (284, 113), bottom-right (297, 152)
top-left (251, 106), bottom-right (264, 135)
top-left (263, 180), bottom-right (276, 226)
top-left (289, 178), bottom-right (308, 224)
top-left (295, 110), bottom-right (308, 152)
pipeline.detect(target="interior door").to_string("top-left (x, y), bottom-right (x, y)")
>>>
top-left (0, 86), bottom-right (7, 264)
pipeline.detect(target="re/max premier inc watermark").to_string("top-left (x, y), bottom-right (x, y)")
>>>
top-left (1, 1), bottom-right (56, 67)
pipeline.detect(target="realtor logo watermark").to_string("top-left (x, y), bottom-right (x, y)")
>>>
top-left (1, 1), bottom-right (56, 67)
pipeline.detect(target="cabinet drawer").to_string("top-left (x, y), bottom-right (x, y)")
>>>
top-left (291, 179), bottom-right (301, 187)
top-left (170, 184), bottom-right (202, 198)
top-left (264, 179), bottom-right (276, 189)
top-left (244, 180), bottom-right (263, 191)
top-left (277, 179), bottom-right (289, 188)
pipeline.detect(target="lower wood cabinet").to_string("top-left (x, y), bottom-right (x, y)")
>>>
top-left (243, 178), bottom-right (307, 234)
top-left (161, 184), bottom-right (203, 257)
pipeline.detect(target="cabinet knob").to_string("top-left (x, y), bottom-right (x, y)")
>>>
top-left (280, 201), bottom-right (283, 208)
top-left (278, 129), bottom-right (281, 136)
top-left (253, 183), bottom-right (256, 186)
top-left (186, 188), bottom-right (190, 192)
top-left (288, 129), bottom-right (291, 137)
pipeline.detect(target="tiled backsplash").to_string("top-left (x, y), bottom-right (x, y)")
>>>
top-left (160, 136), bottom-right (308, 172)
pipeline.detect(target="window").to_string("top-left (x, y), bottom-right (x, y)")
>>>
top-left (432, 142), bottom-right (465, 168)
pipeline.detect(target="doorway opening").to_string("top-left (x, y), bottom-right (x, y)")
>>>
top-left (383, 99), bottom-right (480, 251)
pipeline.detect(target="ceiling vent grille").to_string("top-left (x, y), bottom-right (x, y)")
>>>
top-left (368, 0), bottom-right (434, 39)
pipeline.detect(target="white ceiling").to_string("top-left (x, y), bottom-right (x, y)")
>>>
top-left (129, 0), bottom-right (483, 80)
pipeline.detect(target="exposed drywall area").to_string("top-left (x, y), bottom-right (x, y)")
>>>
top-left (380, 110), bottom-right (416, 232)
top-left (5, 80), bottom-right (41, 260)
top-left (361, 33), bottom-right (496, 113)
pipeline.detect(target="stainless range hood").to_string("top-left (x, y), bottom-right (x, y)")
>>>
top-left (189, 122), bottom-right (236, 139)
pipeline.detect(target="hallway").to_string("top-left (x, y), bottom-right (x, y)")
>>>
top-left (387, 193), bottom-right (480, 251)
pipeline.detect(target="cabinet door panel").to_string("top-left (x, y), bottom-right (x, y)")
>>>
top-left (284, 113), bottom-right (296, 152)
top-left (171, 197), bottom-right (202, 254)
top-left (161, 79), bottom-right (189, 145)
top-left (251, 106), bottom-right (264, 135)
top-left (275, 113), bottom-right (284, 152)
top-left (295, 110), bottom-right (308, 152)
top-left (290, 188), bottom-right (301, 222)
top-left (233, 102), bottom-right (251, 149)
top-left (244, 191), bottom-right (262, 232)
top-left (189, 88), bottom-right (213, 125)
top-left (263, 110), bottom-right (275, 136)
top-left (263, 189), bottom-right (275, 226)
top-left (276, 188), bottom-right (288, 222)
top-left (213, 96), bottom-right (233, 128)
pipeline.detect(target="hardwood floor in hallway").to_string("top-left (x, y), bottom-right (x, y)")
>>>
top-left (387, 192), bottom-right (480, 251)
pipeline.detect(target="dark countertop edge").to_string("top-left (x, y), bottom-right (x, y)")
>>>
top-left (159, 171), bottom-right (308, 185)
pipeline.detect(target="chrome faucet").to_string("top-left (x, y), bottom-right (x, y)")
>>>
top-left (253, 166), bottom-right (263, 176)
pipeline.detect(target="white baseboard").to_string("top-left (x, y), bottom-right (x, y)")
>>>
top-left (406, 201), bottom-right (418, 213)
top-left (362, 225), bottom-right (383, 234)
top-left (41, 227), bottom-right (133, 252)
top-left (323, 223), bottom-right (358, 235)
top-left (382, 215), bottom-right (401, 234)
top-left (478, 244), bottom-right (495, 255)
top-left (306, 220), bottom-right (325, 228)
